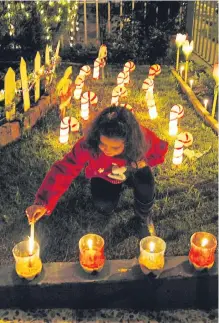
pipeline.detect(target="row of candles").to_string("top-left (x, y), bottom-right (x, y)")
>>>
top-left (175, 33), bottom-right (219, 116)
top-left (12, 225), bottom-right (217, 280)
top-left (179, 68), bottom-right (209, 109)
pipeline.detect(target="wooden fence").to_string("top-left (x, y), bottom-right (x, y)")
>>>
top-left (74, 0), bottom-right (185, 45)
top-left (0, 41), bottom-right (60, 123)
top-left (187, 0), bottom-right (218, 66)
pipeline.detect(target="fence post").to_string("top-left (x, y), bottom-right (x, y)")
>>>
top-left (4, 68), bottom-right (16, 121)
top-left (84, 0), bottom-right (87, 45)
top-left (20, 57), bottom-right (30, 112)
top-left (45, 44), bottom-right (50, 66)
top-left (96, 0), bottom-right (99, 43)
top-left (34, 52), bottom-right (41, 103)
top-left (186, 1), bottom-right (195, 38)
top-left (108, 1), bottom-right (111, 34)
top-left (120, 0), bottom-right (123, 31)
top-left (55, 40), bottom-right (61, 59)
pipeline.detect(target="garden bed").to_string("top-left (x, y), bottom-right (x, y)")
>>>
top-left (0, 64), bottom-right (217, 267)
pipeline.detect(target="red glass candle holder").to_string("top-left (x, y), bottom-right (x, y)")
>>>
top-left (189, 232), bottom-right (217, 270)
top-left (79, 233), bottom-right (105, 273)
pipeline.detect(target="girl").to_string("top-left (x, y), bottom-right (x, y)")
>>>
top-left (26, 106), bottom-right (168, 237)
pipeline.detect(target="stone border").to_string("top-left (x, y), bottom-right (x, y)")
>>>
top-left (0, 256), bottom-right (217, 310)
top-left (0, 93), bottom-right (57, 148)
top-left (171, 68), bottom-right (219, 134)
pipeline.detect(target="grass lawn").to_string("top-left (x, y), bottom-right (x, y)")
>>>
top-left (0, 64), bottom-right (217, 266)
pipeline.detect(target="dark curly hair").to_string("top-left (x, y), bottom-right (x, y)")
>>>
top-left (83, 106), bottom-right (148, 164)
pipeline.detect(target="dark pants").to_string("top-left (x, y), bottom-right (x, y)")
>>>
top-left (91, 166), bottom-right (155, 219)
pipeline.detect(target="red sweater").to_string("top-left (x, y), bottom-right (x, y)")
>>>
top-left (35, 126), bottom-right (168, 214)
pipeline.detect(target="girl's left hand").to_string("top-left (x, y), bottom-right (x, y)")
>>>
top-left (131, 160), bottom-right (147, 169)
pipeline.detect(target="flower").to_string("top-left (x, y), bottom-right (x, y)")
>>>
top-left (213, 63), bottom-right (219, 84)
top-left (182, 40), bottom-right (194, 58)
top-left (175, 33), bottom-right (187, 47)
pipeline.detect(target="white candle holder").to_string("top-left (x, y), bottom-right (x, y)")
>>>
top-left (139, 236), bottom-right (166, 272)
top-left (12, 240), bottom-right (42, 280)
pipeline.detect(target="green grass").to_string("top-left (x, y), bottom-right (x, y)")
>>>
top-left (0, 64), bottom-right (218, 265)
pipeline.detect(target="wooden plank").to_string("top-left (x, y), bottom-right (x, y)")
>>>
top-left (4, 68), bottom-right (16, 121)
top-left (120, 0), bottom-right (123, 31)
top-left (20, 57), bottom-right (30, 112)
top-left (96, 0), bottom-right (99, 41)
top-left (84, 0), bottom-right (87, 45)
top-left (192, 1), bottom-right (199, 48)
top-left (204, 1), bottom-right (213, 62)
top-left (199, 1), bottom-right (208, 57)
top-left (196, 1), bottom-right (204, 54)
top-left (34, 52), bottom-right (41, 103)
top-left (210, 2), bottom-right (218, 65)
top-left (45, 44), bottom-right (50, 66)
top-left (108, 1), bottom-right (111, 34)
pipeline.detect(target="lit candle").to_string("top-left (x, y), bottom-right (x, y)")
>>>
top-left (189, 232), bottom-right (217, 270)
top-left (12, 240), bottom-right (42, 280)
top-left (213, 63), bottom-right (219, 84)
top-left (180, 65), bottom-right (185, 77)
top-left (175, 34), bottom-right (186, 72)
top-left (203, 99), bottom-right (208, 109)
top-left (79, 234), bottom-right (105, 273)
top-left (138, 236), bottom-right (166, 271)
top-left (212, 63), bottom-right (219, 117)
top-left (189, 79), bottom-right (194, 89)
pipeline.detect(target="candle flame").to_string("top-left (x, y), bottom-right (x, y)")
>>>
top-left (149, 241), bottom-right (155, 252)
top-left (189, 79), bottom-right (194, 88)
top-left (204, 99), bottom-right (208, 108)
top-left (87, 239), bottom-right (93, 249)
top-left (201, 238), bottom-right (208, 247)
top-left (28, 236), bottom-right (34, 256)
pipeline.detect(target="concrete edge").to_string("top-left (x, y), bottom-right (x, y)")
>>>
top-left (0, 256), bottom-right (217, 310)
top-left (171, 68), bottom-right (219, 134)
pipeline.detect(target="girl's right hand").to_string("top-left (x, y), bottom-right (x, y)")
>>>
top-left (26, 205), bottom-right (47, 224)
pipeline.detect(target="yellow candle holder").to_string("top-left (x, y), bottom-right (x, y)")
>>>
top-left (189, 232), bottom-right (217, 270)
top-left (79, 233), bottom-right (105, 273)
top-left (139, 236), bottom-right (166, 271)
top-left (12, 241), bottom-right (42, 280)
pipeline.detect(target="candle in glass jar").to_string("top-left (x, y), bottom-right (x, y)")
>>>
top-left (138, 236), bottom-right (166, 271)
top-left (189, 232), bottom-right (217, 270)
top-left (12, 240), bottom-right (42, 280)
top-left (180, 65), bottom-right (185, 77)
top-left (79, 234), bottom-right (105, 273)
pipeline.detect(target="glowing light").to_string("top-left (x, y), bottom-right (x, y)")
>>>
top-left (201, 238), bottom-right (208, 247)
top-left (182, 40), bottom-right (194, 59)
top-left (203, 99), bottom-right (208, 109)
top-left (175, 33), bottom-right (186, 48)
top-left (149, 241), bottom-right (155, 252)
top-left (180, 65), bottom-right (185, 77)
top-left (213, 63), bottom-right (219, 84)
top-left (189, 79), bottom-right (194, 89)
top-left (28, 236), bottom-right (34, 256)
top-left (87, 239), bottom-right (93, 250)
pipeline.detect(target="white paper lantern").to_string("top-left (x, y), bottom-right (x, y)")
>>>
top-left (172, 132), bottom-right (193, 165)
top-left (147, 99), bottom-right (158, 119)
top-left (169, 104), bottom-right (184, 136)
top-left (59, 117), bottom-right (70, 144)
top-left (81, 91), bottom-right (98, 120)
top-left (93, 58), bottom-right (102, 80)
top-left (117, 72), bottom-right (125, 87)
top-left (79, 65), bottom-right (91, 77)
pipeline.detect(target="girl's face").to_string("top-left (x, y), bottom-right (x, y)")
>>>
top-left (99, 135), bottom-right (125, 157)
